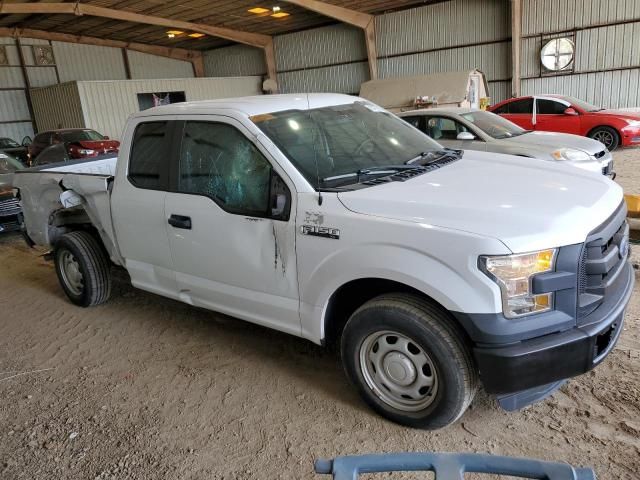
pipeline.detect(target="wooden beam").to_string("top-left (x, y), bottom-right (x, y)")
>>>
top-left (282, 0), bottom-right (371, 28)
top-left (191, 54), bottom-right (205, 78)
top-left (511, 0), bottom-right (522, 97)
top-left (0, 27), bottom-right (200, 62)
top-left (281, 0), bottom-right (378, 80)
top-left (0, 3), bottom-right (271, 48)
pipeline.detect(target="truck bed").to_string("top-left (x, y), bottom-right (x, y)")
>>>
top-left (13, 155), bottom-right (122, 264)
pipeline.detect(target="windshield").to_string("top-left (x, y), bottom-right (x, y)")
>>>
top-left (460, 110), bottom-right (527, 139)
top-left (252, 102), bottom-right (443, 189)
top-left (560, 96), bottom-right (603, 112)
top-left (61, 130), bottom-right (104, 142)
top-left (0, 153), bottom-right (25, 173)
top-left (0, 138), bottom-right (20, 148)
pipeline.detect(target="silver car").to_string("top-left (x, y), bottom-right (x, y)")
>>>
top-left (399, 108), bottom-right (614, 176)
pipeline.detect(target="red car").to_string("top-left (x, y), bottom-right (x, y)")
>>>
top-left (488, 95), bottom-right (640, 150)
top-left (29, 128), bottom-right (119, 162)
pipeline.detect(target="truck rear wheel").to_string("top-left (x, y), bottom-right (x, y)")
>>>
top-left (54, 231), bottom-right (112, 307)
top-left (341, 293), bottom-right (477, 429)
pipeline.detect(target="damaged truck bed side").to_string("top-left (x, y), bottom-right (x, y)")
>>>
top-left (13, 94), bottom-right (633, 430)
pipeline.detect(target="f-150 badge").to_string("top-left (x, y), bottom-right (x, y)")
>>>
top-left (300, 225), bottom-right (340, 239)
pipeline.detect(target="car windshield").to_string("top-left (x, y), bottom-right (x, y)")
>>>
top-left (0, 138), bottom-right (20, 148)
top-left (0, 153), bottom-right (25, 173)
top-left (252, 102), bottom-right (444, 189)
top-left (560, 96), bottom-right (603, 112)
top-left (61, 130), bottom-right (104, 142)
top-left (460, 110), bottom-right (527, 139)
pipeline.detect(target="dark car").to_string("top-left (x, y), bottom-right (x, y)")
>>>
top-left (0, 137), bottom-right (30, 164)
top-left (0, 152), bottom-right (25, 233)
top-left (29, 128), bottom-right (120, 161)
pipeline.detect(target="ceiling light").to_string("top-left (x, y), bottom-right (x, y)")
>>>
top-left (248, 7), bottom-right (270, 14)
top-left (167, 30), bottom-right (183, 38)
top-left (167, 33), bottom-right (175, 38)
top-left (271, 11), bottom-right (290, 18)
top-left (272, 6), bottom-right (281, 12)
top-left (188, 33), bottom-right (205, 38)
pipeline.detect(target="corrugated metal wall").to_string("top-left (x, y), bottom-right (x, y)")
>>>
top-left (202, 0), bottom-right (512, 102)
top-left (76, 76), bottom-right (262, 139)
top-left (521, 0), bottom-right (640, 108)
top-left (127, 50), bottom-right (194, 79)
top-left (204, 44), bottom-right (267, 77)
top-left (52, 41), bottom-right (127, 82)
top-left (0, 37), bottom-right (33, 142)
top-left (30, 82), bottom-right (85, 133)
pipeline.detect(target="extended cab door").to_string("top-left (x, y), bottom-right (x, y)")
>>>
top-left (163, 117), bottom-right (300, 336)
top-left (534, 97), bottom-right (581, 134)
top-left (110, 119), bottom-right (179, 299)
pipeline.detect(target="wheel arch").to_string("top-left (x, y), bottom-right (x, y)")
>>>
top-left (321, 277), bottom-right (473, 349)
top-left (586, 124), bottom-right (621, 141)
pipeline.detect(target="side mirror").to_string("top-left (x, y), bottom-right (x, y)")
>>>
top-left (272, 193), bottom-right (287, 218)
top-left (457, 131), bottom-right (475, 141)
top-left (21, 136), bottom-right (32, 146)
top-left (103, 136), bottom-right (110, 140)
top-left (564, 107), bottom-right (578, 116)
top-left (270, 172), bottom-right (291, 221)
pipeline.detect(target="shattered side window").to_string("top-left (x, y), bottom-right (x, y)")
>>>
top-left (178, 121), bottom-right (272, 216)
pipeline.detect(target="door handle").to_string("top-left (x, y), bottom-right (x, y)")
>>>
top-left (168, 214), bottom-right (192, 230)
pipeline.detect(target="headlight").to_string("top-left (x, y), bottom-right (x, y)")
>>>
top-left (624, 120), bottom-right (640, 127)
top-left (479, 249), bottom-right (557, 318)
top-left (551, 148), bottom-right (591, 162)
top-left (78, 149), bottom-right (96, 155)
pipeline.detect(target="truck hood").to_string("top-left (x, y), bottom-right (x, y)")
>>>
top-left (501, 131), bottom-right (606, 155)
top-left (596, 109), bottom-right (640, 121)
top-left (338, 151), bottom-right (623, 253)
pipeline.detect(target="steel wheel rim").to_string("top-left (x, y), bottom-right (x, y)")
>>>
top-left (359, 330), bottom-right (438, 412)
top-left (59, 250), bottom-right (84, 296)
top-left (593, 131), bottom-right (614, 149)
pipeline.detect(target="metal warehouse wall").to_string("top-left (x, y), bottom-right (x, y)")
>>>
top-left (76, 76), bottom-right (262, 140)
top-left (203, 0), bottom-right (512, 102)
top-left (521, 0), bottom-right (640, 108)
top-left (0, 37), bottom-right (33, 141)
top-left (29, 82), bottom-right (85, 133)
top-left (0, 37), bottom-right (196, 139)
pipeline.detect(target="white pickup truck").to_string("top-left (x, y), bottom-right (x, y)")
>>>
top-left (13, 94), bottom-right (633, 429)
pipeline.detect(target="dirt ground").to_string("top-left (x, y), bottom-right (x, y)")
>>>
top-left (1, 148), bottom-right (640, 480)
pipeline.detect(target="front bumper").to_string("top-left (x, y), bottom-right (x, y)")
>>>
top-left (621, 126), bottom-right (640, 146)
top-left (474, 262), bottom-right (634, 394)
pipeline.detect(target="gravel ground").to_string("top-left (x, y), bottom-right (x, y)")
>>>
top-left (1, 148), bottom-right (639, 480)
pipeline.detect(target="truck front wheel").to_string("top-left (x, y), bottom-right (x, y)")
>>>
top-left (54, 231), bottom-right (112, 307)
top-left (341, 293), bottom-right (478, 429)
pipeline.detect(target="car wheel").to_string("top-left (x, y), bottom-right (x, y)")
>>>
top-left (589, 126), bottom-right (620, 150)
top-left (54, 231), bottom-right (112, 307)
top-left (341, 293), bottom-right (478, 429)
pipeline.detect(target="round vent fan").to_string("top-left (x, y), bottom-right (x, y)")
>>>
top-left (540, 38), bottom-right (574, 71)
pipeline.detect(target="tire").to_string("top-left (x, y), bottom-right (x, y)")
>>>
top-left (54, 231), bottom-right (112, 307)
top-left (341, 293), bottom-right (478, 429)
top-left (589, 126), bottom-right (620, 151)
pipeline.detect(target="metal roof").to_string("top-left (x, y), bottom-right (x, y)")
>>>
top-left (0, 0), bottom-right (434, 51)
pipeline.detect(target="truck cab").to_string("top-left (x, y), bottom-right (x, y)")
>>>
top-left (13, 94), bottom-right (634, 429)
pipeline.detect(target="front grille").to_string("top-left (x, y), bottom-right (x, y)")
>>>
top-left (0, 197), bottom-right (21, 217)
top-left (578, 203), bottom-right (629, 320)
top-left (594, 150), bottom-right (607, 159)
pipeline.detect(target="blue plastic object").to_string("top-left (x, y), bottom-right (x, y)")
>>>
top-left (314, 453), bottom-right (596, 480)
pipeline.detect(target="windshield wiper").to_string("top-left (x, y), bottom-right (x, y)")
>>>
top-left (405, 148), bottom-right (462, 165)
top-left (321, 165), bottom-right (420, 186)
